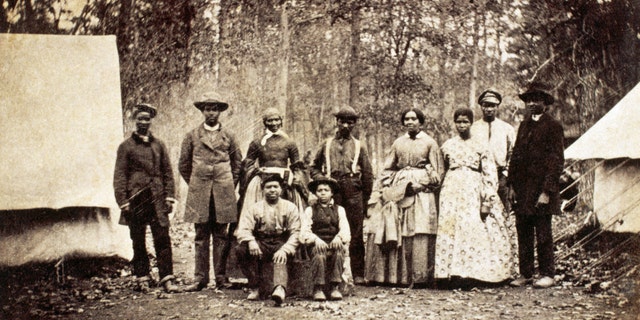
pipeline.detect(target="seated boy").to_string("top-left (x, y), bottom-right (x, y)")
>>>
top-left (235, 174), bottom-right (301, 305)
top-left (300, 176), bottom-right (351, 301)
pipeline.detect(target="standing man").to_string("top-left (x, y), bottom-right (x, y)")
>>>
top-left (310, 106), bottom-right (374, 285)
top-left (470, 89), bottom-right (515, 210)
top-left (113, 103), bottom-right (179, 293)
top-left (508, 84), bottom-right (564, 288)
top-left (179, 93), bottom-right (242, 291)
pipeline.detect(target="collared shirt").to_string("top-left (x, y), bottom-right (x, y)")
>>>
top-left (470, 118), bottom-right (515, 169)
top-left (203, 123), bottom-right (220, 131)
top-left (531, 114), bottom-right (542, 121)
top-left (236, 199), bottom-right (301, 255)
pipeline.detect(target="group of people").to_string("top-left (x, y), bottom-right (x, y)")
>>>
top-left (113, 82), bottom-right (565, 306)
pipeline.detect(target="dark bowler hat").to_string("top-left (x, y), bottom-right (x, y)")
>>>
top-left (334, 106), bottom-right (359, 120)
top-left (308, 176), bottom-right (340, 194)
top-left (518, 82), bottom-right (555, 105)
top-left (478, 90), bottom-right (502, 105)
top-left (193, 92), bottom-right (229, 111)
top-left (133, 103), bottom-right (157, 118)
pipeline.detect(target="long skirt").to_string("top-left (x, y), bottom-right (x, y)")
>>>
top-left (365, 234), bottom-right (436, 285)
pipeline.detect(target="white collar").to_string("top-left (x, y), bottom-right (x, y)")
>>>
top-left (531, 114), bottom-right (543, 122)
top-left (261, 129), bottom-right (288, 146)
top-left (204, 123), bottom-right (220, 131)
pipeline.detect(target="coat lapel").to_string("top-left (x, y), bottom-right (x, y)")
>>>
top-left (198, 125), bottom-right (220, 151)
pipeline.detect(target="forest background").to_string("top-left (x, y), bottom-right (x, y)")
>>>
top-left (2, 0), bottom-right (639, 204)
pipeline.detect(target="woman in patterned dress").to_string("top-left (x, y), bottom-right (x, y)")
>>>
top-left (434, 108), bottom-right (517, 285)
top-left (365, 108), bottom-right (444, 286)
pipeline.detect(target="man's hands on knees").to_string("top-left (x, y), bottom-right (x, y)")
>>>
top-left (329, 237), bottom-right (344, 250)
top-left (313, 238), bottom-right (328, 255)
top-left (273, 249), bottom-right (288, 264)
top-left (249, 240), bottom-right (262, 258)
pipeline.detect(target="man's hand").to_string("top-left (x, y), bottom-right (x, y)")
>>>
top-left (313, 238), bottom-right (328, 255)
top-left (273, 249), bottom-right (288, 264)
top-left (507, 187), bottom-right (517, 204)
top-left (248, 240), bottom-right (262, 258)
top-left (329, 237), bottom-right (343, 250)
top-left (480, 205), bottom-right (491, 222)
top-left (536, 192), bottom-right (550, 208)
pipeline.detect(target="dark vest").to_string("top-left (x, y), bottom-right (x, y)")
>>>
top-left (311, 204), bottom-right (339, 242)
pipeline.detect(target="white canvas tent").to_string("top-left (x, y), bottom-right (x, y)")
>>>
top-left (0, 34), bottom-right (132, 265)
top-left (565, 82), bottom-right (640, 233)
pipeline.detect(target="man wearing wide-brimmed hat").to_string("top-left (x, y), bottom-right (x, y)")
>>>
top-left (507, 83), bottom-right (564, 289)
top-left (470, 89), bottom-right (516, 209)
top-left (310, 106), bottom-right (374, 285)
top-left (114, 103), bottom-right (180, 293)
top-left (179, 92), bottom-right (243, 292)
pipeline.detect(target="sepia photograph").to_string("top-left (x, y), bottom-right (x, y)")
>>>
top-left (0, 0), bottom-right (638, 319)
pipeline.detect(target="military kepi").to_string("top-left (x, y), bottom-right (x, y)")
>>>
top-left (134, 103), bottom-right (157, 118)
top-left (478, 90), bottom-right (502, 105)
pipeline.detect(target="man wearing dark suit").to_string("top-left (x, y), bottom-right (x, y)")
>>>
top-left (507, 84), bottom-right (564, 288)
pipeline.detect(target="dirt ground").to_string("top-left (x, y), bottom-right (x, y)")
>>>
top-left (2, 221), bottom-right (639, 320)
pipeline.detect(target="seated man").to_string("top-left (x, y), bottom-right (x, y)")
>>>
top-left (300, 176), bottom-right (351, 301)
top-left (235, 174), bottom-right (301, 305)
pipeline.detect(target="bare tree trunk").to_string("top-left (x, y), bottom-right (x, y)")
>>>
top-left (468, 10), bottom-right (481, 110)
top-left (280, 1), bottom-right (291, 133)
top-left (348, 3), bottom-right (361, 108)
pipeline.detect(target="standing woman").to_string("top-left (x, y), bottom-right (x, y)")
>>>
top-left (365, 108), bottom-right (444, 286)
top-left (113, 104), bottom-right (179, 293)
top-left (239, 108), bottom-right (307, 216)
top-left (434, 108), bottom-right (516, 285)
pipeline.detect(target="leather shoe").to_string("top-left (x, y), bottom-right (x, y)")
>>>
top-left (509, 277), bottom-right (533, 287)
top-left (329, 286), bottom-right (342, 301)
top-left (247, 289), bottom-right (260, 301)
top-left (313, 289), bottom-right (326, 301)
top-left (271, 285), bottom-right (286, 305)
top-left (533, 276), bottom-right (555, 288)
top-left (184, 282), bottom-right (206, 292)
top-left (354, 276), bottom-right (366, 285)
top-left (215, 277), bottom-right (233, 289)
top-left (163, 280), bottom-right (181, 293)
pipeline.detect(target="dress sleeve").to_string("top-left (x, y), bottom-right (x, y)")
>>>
top-left (428, 138), bottom-right (445, 184)
top-left (480, 148), bottom-right (499, 208)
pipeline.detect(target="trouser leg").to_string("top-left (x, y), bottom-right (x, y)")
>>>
top-left (311, 251), bottom-right (327, 286)
top-left (212, 222), bottom-right (233, 281)
top-left (194, 222), bottom-right (212, 285)
top-left (535, 214), bottom-right (555, 277)
top-left (328, 249), bottom-right (344, 284)
top-left (129, 221), bottom-right (150, 277)
top-left (515, 215), bottom-right (535, 278)
top-left (236, 242), bottom-right (260, 289)
top-left (150, 219), bottom-right (173, 280)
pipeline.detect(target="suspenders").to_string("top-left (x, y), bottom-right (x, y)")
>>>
top-left (324, 137), bottom-right (360, 176)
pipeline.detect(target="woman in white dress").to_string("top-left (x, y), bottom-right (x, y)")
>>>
top-left (434, 108), bottom-right (517, 285)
